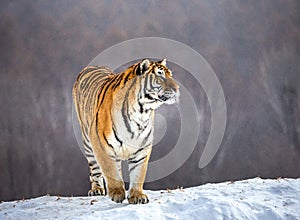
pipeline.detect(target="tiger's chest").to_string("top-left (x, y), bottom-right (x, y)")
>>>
top-left (111, 110), bottom-right (154, 160)
top-left (110, 129), bottom-right (153, 160)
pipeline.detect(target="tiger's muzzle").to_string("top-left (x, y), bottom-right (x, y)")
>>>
top-left (158, 87), bottom-right (179, 104)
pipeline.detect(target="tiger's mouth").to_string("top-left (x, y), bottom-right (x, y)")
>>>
top-left (145, 92), bottom-right (179, 104)
top-left (159, 93), bottom-right (179, 104)
top-left (158, 95), bottom-right (169, 101)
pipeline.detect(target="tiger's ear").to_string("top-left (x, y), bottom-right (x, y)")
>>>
top-left (159, 58), bottom-right (167, 67)
top-left (137, 59), bottom-right (151, 75)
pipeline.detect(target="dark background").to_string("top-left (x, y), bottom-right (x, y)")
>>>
top-left (1, 0), bottom-right (299, 201)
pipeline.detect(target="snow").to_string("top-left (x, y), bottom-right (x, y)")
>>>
top-left (1, 178), bottom-right (299, 220)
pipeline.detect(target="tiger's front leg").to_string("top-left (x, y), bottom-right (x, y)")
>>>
top-left (104, 160), bottom-right (126, 203)
top-left (90, 136), bottom-right (126, 203)
top-left (127, 146), bottom-right (152, 204)
top-left (99, 156), bottom-right (125, 203)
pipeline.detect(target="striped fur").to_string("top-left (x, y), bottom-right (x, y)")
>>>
top-left (73, 59), bottom-right (179, 204)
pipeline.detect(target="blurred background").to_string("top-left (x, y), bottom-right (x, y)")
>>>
top-left (1, 0), bottom-right (299, 201)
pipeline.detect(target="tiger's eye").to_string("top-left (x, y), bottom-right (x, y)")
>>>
top-left (156, 67), bottom-right (165, 76)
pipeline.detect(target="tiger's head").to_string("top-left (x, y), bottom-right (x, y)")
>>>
top-left (136, 59), bottom-right (179, 109)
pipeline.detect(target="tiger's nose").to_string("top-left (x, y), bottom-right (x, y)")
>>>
top-left (164, 86), bottom-right (179, 97)
top-left (164, 89), bottom-right (174, 97)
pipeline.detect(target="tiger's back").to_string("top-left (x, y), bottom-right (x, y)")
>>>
top-left (73, 66), bottom-right (115, 129)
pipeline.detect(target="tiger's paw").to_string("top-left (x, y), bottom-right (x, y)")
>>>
top-left (127, 189), bottom-right (149, 204)
top-left (109, 188), bottom-right (126, 203)
top-left (88, 187), bottom-right (106, 196)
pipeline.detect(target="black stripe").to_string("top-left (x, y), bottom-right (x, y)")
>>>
top-left (146, 74), bottom-right (156, 91)
top-left (108, 154), bottom-right (117, 160)
top-left (98, 76), bottom-right (115, 107)
top-left (135, 119), bottom-right (149, 132)
top-left (95, 111), bottom-right (99, 132)
top-left (148, 74), bottom-right (154, 88)
top-left (103, 132), bottom-right (114, 149)
top-left (91, 167), bottom-right (99, 171)
top-left (128, 155), bottom-right (147, 164)
top-left (135, 64), bottom-right (141, 75)
top-left (82, 130), bottom-right (89, 141)
top-left (83, 140), bottom-right (92, 150)
top-left (79, 66), bottom-right (99, 79)
top-left (144, 93), bottom-right (153, 100)
top-left (93, 117), bottom-right (110, 154)
top-left (126, 98), bottom-right (132, 127)
top-left (129, 157), bottom-right (147, 173)
top-left (81, 70), bottom-right (102, 91)
top-left (121, 79), bottom-right (136, 138)
top-left (129, 164), bottom-right (139, 173)
top-left (121, 99), bottom-right (133, 137)
top-left (138, 100), bottom-right (144, 113)
top-left (84, 148), bottom-right (93, 154)
top-left (122, 71), bottom-right (133, 86)
top-left (80, 77), bottom-right (89, 91)
top-left (81, 68), bottom-right (107, 91)
top-left (142, 129), bottom-right (152, 146)
top-left (138, 84), bottom-right (145, 113)
top-left (112, 126), bottom-right (123, 146)
top-left (88, 161), bottom-right (97, 166)
top-left (86, 152), bottom-right (94, 157)
top-left (83, 126), bottom-right (89, 138)
top-left (143, 75), bottom-right (149, 94)
top-left (95, 112), bottom-right (101, 142)
top-left (92, 172), bottom-right (102, 177)
top-left (131, 147), bottom-right (147, 158)
top-left (82, 74), bottom-right (105, 93)
top-left (112, 74), bottom-right (124, 89)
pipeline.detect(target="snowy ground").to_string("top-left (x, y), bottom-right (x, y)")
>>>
top-left (1, 178), bottom-right (299, 220)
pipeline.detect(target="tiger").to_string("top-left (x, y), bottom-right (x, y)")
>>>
top-left (72, 58), bottom-right (179, 204)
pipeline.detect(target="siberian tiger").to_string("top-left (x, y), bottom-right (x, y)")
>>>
top-left (73, 59), bottom-right (179, 204)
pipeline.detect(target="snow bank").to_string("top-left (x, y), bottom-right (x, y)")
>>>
top-left (1, 178), bottom-right (299, 220)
